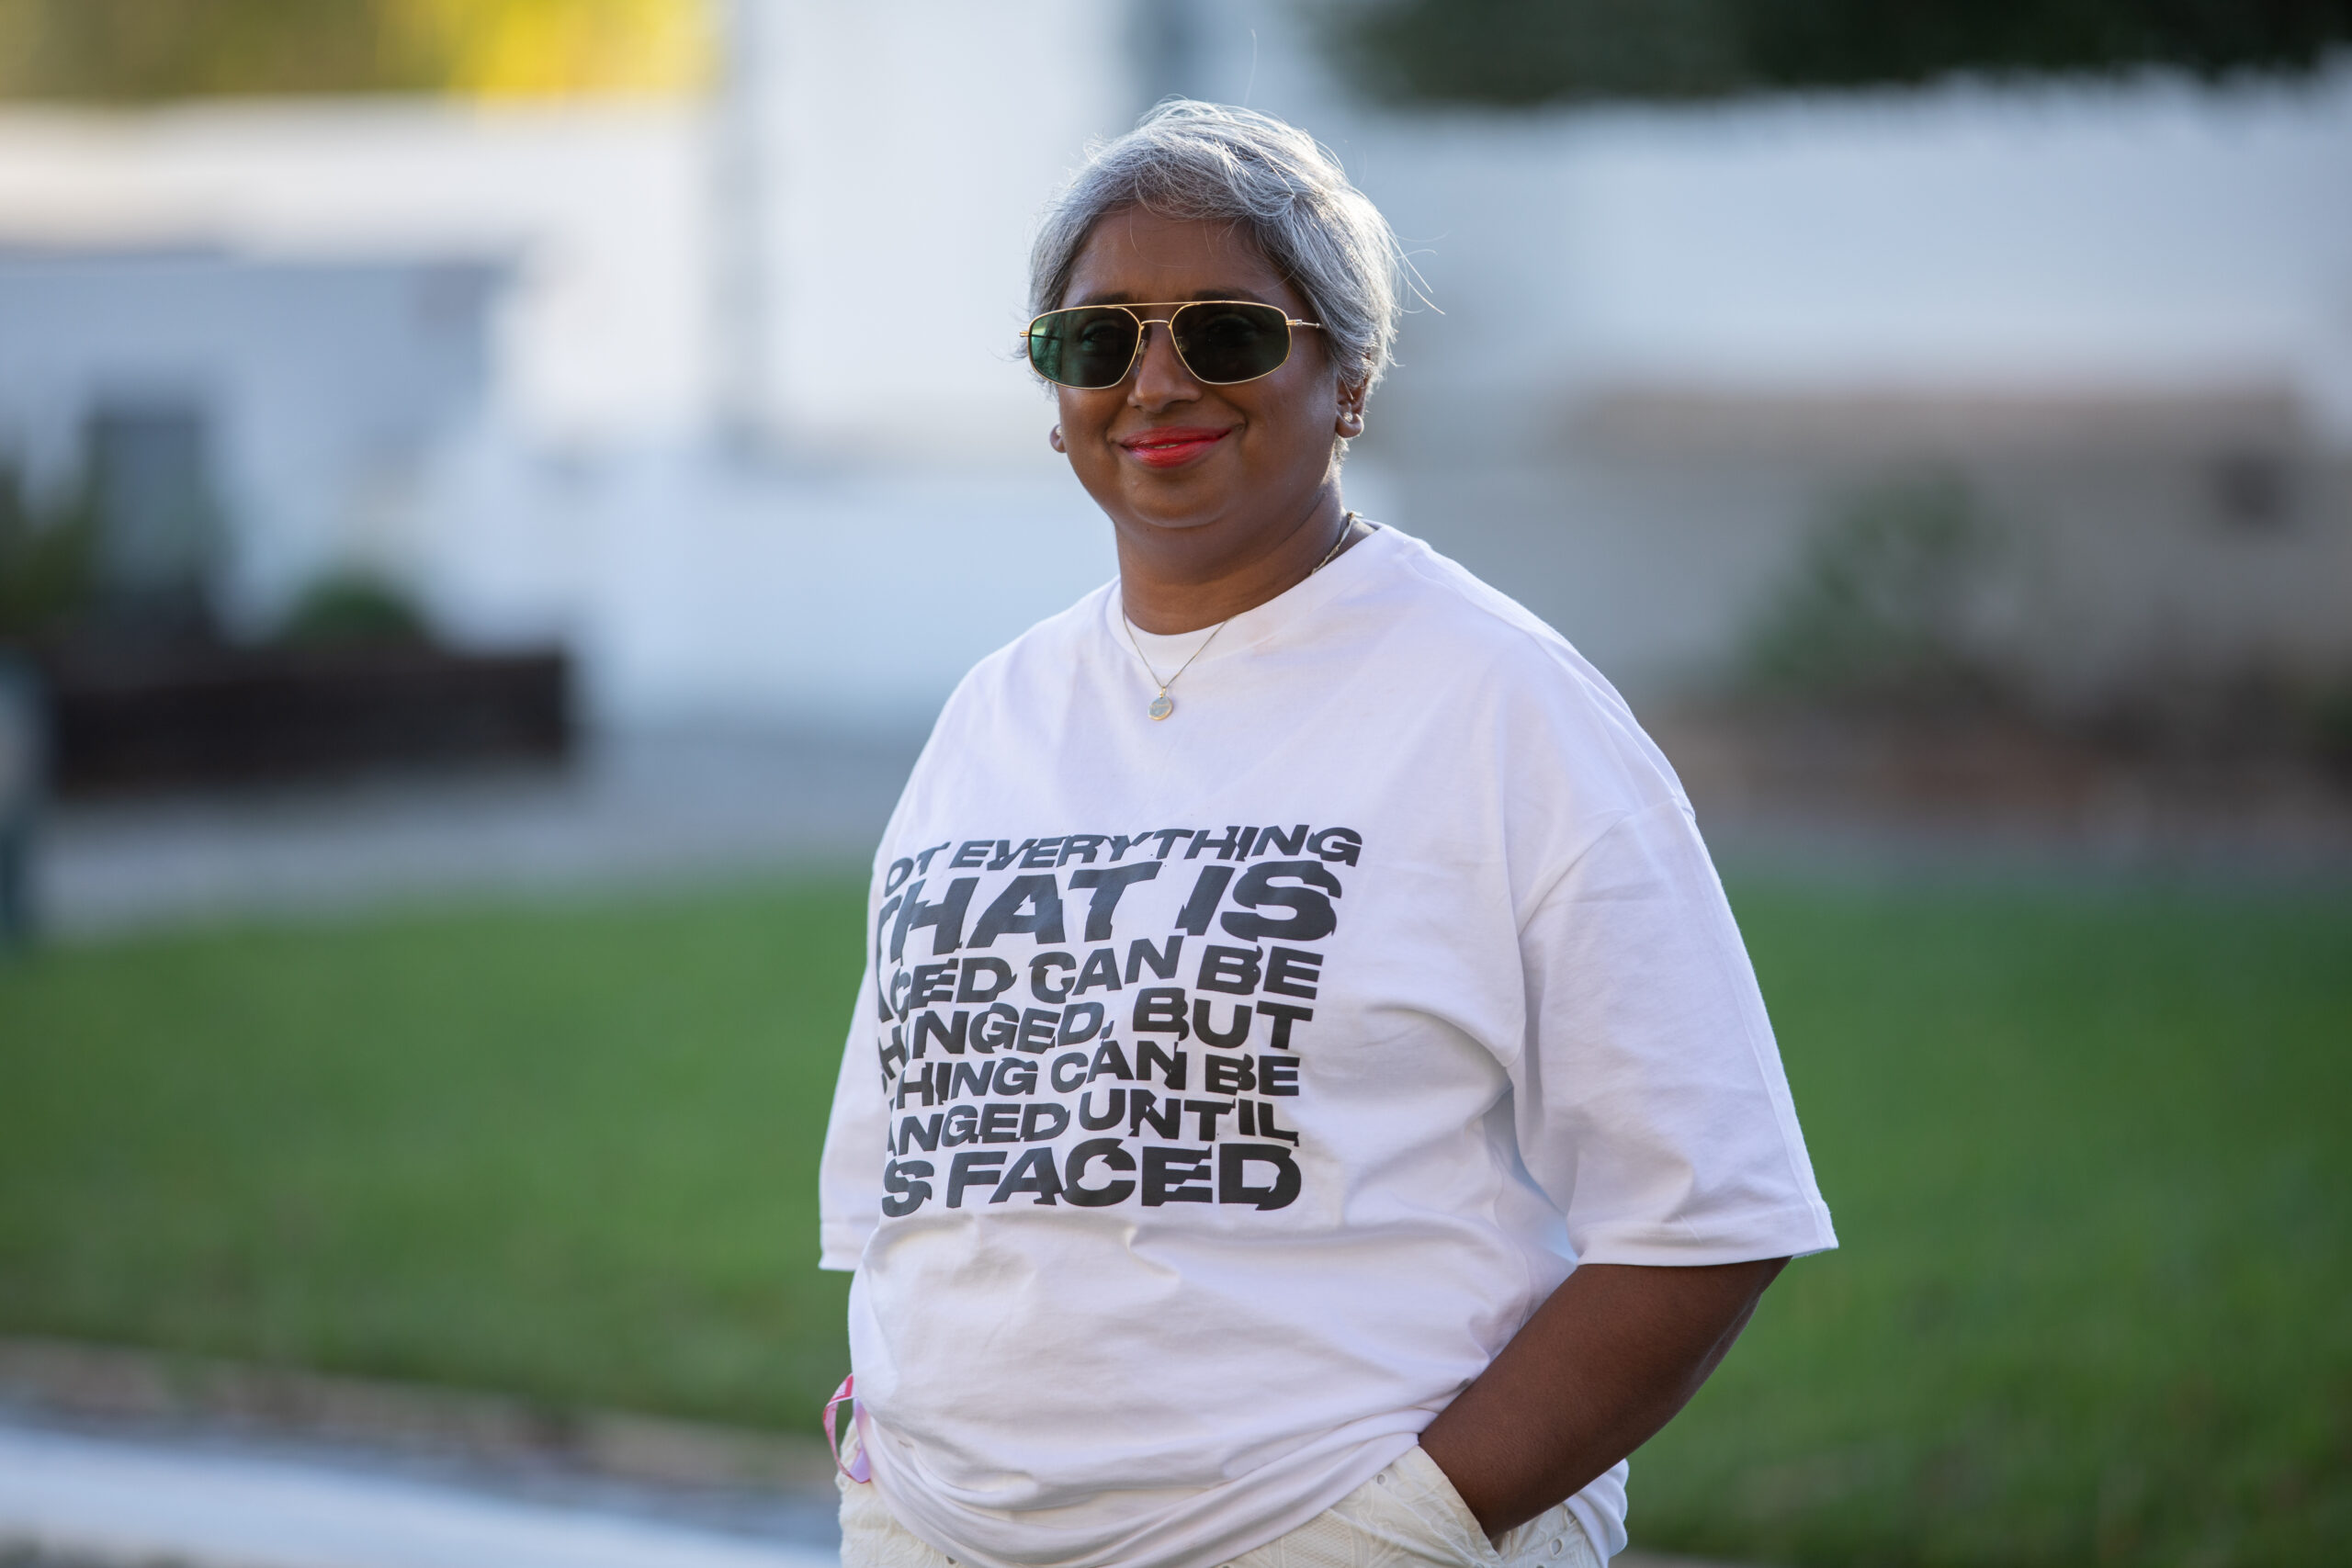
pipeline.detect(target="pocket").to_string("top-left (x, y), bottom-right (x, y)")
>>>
top-left (837, 1469), bottom-right (895, 1568)
top-left (1391, 1445), bottom-right (1504, 1567)
top-left (1492, 1507), bottom-right (1600, 1568)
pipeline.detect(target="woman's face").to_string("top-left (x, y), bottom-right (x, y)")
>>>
top-left (1050, 207), bottom-right (1363, 543)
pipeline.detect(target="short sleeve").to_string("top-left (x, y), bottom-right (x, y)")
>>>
top-left (1511, 799), bottom-right (1837, 1266)
top-left (817, 944), bottom-right (888, 1270)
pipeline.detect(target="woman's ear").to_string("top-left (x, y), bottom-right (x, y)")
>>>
top-left (1049, 424), bottom-right (1067, 453)
top-left (1335, 380), bottom-right (1367, 438)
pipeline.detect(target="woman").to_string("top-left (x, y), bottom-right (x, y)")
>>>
top-left (820, 100), bottom-right (1835, 1568)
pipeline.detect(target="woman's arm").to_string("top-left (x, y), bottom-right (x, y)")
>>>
top-left (1418, 1258), bottom-right (1789, 1535)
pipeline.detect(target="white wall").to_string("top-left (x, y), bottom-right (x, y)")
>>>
top-left (1340, 66), bottom-right (2352, 447)
top-left (0, 102), bottom-right (711, 445)
top-left (724, 0), bottom-right (1142, 460)
top-left (414, 442), bottom-right (1117, 729)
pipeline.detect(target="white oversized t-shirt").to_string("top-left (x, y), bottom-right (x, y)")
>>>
top-left (819, 524), bottom-right (1836, 1568)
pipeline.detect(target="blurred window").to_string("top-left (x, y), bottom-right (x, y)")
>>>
top-left (86, 399), bottom-right (218, 637)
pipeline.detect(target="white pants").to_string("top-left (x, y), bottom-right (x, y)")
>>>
top-left (839, 1446), bottom-right (1604, 1568)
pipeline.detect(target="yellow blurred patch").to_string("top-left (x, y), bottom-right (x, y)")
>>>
top-left (403, 0), bottom-right (711, 99)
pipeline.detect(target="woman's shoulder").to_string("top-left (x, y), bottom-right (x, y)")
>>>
top-left (1366, 529), bottom-right (1628, 705)
top-left (948, 578), bottom-right (1119, 695)
top-left (901, 579), bottom-right (1122, 778)
top-left (1363, 528), bottom-right (1690, 811)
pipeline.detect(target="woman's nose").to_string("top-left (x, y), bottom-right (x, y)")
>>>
top-left (1129, 321), bottom-right (1198, 406)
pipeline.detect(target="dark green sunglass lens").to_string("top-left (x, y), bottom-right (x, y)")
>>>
top-left (1029, 308), bottom-right (1138, 389)
top-left (1173, 303), bottom-right (1290, 383)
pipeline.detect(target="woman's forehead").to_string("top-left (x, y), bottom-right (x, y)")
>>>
top-left (1063, 209), bottom-right (1302, 310)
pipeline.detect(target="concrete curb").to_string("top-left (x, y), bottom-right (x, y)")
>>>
top-left (0, 1337), bottom-right (835, 1498)
top-left (0, 1419), bottom-right (838, 1568)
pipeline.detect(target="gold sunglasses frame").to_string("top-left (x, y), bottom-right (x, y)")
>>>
top-left (1022, 300), bottom-right (1325, 389)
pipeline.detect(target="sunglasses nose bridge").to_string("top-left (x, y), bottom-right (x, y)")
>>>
top-left (1129, 314), bottom-right (1193, 389)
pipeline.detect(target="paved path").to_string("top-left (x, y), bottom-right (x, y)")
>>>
top-left (0, 1416), bottom-right (839, 1568)
top-left (32, 727), bottom-right (921, 939)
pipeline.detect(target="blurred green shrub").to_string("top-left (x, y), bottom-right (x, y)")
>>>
top-left (0, 0), bottom-right (441, 100)
top-left (1740, 472), bottom-right (2009, 708)
top-left (276, 573), bottom-right (434, 649)
top-left (1335, 0), bottom-right (2352, 106)
top-left (0, 459), bottom-right (96, 645)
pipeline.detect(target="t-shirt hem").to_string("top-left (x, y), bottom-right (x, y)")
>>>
top-left (1573, 1203), bottom-right (1838, 1268)
top-left (820, 1220), bottom-right (871, 1272)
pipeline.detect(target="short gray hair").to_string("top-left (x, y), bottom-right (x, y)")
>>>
top-left (1029, 100), bottom-right (1404, 392)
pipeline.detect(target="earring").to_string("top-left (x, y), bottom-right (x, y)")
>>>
top-left (1337, 411), bottom-right (1364, 436)
top-left (1048, 425), bottom-right (1065, 452)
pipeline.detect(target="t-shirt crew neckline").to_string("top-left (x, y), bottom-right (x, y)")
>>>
top-left (1112, 521), bottom-right (1394, 668)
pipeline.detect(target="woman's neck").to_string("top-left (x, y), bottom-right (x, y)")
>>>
top-left (1114, 486), bottom-right (1356, 635)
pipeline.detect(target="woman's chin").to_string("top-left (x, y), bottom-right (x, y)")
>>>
top-left (1082, 468), bottom-right (1233, 533)
top-left (1121, 492), bottom-right (1238, 535)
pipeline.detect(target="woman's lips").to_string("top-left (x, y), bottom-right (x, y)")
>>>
top-left (1119, 426), bottom-right (1232, 468)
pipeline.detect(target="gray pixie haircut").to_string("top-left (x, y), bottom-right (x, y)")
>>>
top-left (1029, 100), bottom-right (1404, 392)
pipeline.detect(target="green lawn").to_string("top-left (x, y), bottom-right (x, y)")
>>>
top-left (1639, 885), bottom-right (2352, 1568)
top-left (0, 878), bottom-right (2346, 1566)
top-left (0, 879), bottom-right (866, 1429)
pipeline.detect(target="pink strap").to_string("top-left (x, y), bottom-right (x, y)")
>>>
top-left (824, 1372), bottom-right (872, 1483)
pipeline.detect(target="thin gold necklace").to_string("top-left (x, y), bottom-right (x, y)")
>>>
top-left (1123, 511), bottom-right (1360, 722)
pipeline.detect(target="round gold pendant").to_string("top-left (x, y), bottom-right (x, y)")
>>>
top-left (1148, 692), bottom-right (1174, 721)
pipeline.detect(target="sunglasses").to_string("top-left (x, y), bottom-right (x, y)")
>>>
top-left (1023, 300), bottom-right (1323, 389)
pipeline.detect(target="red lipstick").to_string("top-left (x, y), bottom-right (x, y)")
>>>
top-left (1119, 425), bottom-right (1232, 468)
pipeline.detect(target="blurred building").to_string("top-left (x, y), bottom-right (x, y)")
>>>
top-left (1332, 67), bottom-right (2352, 709)
top-left (0, 0), bottom-right (2346, 732)
top-left (0, 244), bottom-right (500, 631)
top-left (0, 23), bottom-right (1125, 732)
